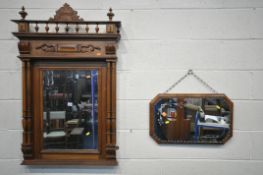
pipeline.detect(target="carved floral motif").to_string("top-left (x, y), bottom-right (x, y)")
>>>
top-left (36, 44), bottom-right (56, 52)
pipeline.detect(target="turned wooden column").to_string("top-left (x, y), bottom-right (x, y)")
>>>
top-left (21, 60), bottom-right (33, 159)
top-left (111, 61), bottom-right (117, 145)
top-left (106, 61), bottom-right (112, 146)
top-left (105, 60), bottom-right (118, 159)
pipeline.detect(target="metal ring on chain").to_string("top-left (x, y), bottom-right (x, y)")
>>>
top-left (164, 69), bottom-right (218, 93)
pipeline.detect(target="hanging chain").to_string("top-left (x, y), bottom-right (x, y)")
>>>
top-left (164, 69), bottom-right (218, 93)
top-left (164, 70), bottom-right (191, 93)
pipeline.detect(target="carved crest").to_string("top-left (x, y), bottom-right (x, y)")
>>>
top-left (49, 3), bottom-right (83, 22)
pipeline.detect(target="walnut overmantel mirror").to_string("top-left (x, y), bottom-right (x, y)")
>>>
top-left (12, 4), bottom-right (121, 165)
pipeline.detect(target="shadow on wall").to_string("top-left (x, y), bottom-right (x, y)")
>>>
top-left (25, 165), bottom-right (120, 174)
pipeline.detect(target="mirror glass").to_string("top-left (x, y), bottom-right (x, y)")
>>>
top-left (42, 70), bottom-right (98, 150)
top-left (153, 95), bottom-right (232, 144)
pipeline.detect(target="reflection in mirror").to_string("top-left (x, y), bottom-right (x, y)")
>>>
top-left (42, 70), bottom-right (98, 150)
top-left (153, 95), bottom-right (232, 144)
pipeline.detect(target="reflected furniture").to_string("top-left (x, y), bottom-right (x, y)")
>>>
top-left (194, 111), bottom-right (230, 141)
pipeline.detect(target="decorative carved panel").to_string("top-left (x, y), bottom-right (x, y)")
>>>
top-left (36, 43), bottom-right (101, 53)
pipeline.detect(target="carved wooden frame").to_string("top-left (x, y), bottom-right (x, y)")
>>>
top-left (12, 4), bottom-right (121, 165)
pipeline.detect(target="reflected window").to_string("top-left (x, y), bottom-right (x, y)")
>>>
top-left (42, 70), bottom-right (98, 150)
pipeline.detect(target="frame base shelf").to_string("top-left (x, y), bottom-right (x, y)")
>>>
top-left (21, 159), bottom-right (118, 166)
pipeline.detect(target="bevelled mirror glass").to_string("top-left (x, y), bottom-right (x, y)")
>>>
top-left (150, 94), bottom-right (233, 144)
top-left (42, 70), bottom-right (98, 150)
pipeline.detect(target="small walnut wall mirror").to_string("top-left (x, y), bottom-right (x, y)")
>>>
top-left (12, 4), bottom-right (121, 165)
top-left (150, 71), bottom-right (234, 144)
top-left (150, 94), bottom-right (233, 144)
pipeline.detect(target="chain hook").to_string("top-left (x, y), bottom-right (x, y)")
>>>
top-left (187, 69), bottom-right (193, 75)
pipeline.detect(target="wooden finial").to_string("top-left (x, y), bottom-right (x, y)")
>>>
top-left (107, 8), bottom-right (114, 21)
top-left (19, 6), bottom-right (28, 20)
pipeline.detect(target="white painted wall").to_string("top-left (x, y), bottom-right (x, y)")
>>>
top-left (0, 0), bottom-right (263, 174)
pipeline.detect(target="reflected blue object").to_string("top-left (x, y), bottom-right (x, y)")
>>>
top-left (42, 70), bottom-right (98, 150)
